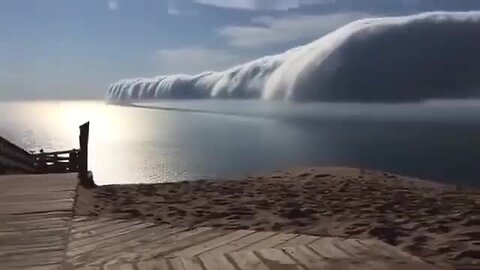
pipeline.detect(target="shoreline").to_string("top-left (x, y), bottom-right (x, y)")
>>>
top-left (76, 166), bottom-right (480, 269)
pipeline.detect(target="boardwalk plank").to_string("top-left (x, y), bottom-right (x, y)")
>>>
top-left (308, 237), bottom-right (352, 259)
top-left (202, 231), bottom-right (277, 256)
top-left (239, 233), bottom-right (297, 252)
top-left (67, 224), bottom-right (171, 258)
top-left (333, 238), bottom-right (379, 259)
top-left (1, 202), bottom-right (75, 214)
top-left (228, 250), bottom-right (270, 270)
top-left (71, 217), bottom-right (114, 229)
top-left (283, 245), bottom-right (328, 269)
top-left (169, 257), bottom-right (187, 270)
top-left (71, 218), bottom-right (132, 234)
top-left (180, 257), bottom-right (205, 270)
top-left (78, 226), bottom-right (196, 266)
top-left (138, 227), bottom-right (226, 260)
top-left (2, 218), bottom-right (70, 231)
top-left (136, 259), bottom-right (170, 270)
top-left (70, 219), bottom-right (145, 241)
top-left (0, 192), bottom-right (75, 203)
top-left (170, 257), bottom-right (207, 270)
top-left (255, 248), bottom-right (303, 270)
top-left (275, 235), bottom-right (319, 248)
top-left (20, 264), bottom-right (62, 270)
top-left (104, 263), bottom-right (135, 270)
top-left (173, 229), bottom-right (255, 257)
top-left (198, 253), bottom-right (236, 270)
top-left (0, 245), bottom-right (65, 256)
top-left (0, 175), bottom-right (76, 270)
top-left (68, 221), bottom-right (152, 249)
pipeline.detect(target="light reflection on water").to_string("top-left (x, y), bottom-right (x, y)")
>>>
top-left (0, 101), bottom-right (164, 183)
top-left (1, 100), bottom-right (480, 186)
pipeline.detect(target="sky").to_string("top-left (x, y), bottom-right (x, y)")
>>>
top-left (1, 0), bottom-right (479, 100)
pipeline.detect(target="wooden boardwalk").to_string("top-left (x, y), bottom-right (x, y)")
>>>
top-left (0, 174), bottom-right (440, 270)
top-left (0, 174), bottom-right (78, 269)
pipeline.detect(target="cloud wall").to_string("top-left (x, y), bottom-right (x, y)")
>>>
top-left (106, 12), bottom-right (480, 103)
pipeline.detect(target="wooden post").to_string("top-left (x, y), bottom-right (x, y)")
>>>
top-left (78, 122), bottom-right (95, 187)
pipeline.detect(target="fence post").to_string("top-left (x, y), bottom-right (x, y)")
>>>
top-left (78, 122), bottom-right (95, 187)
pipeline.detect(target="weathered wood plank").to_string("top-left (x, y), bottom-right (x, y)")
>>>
top-left (169, 257), bottom-right (187, 270)
top-left (308, 237), bottom-right (352, 259)
top-left (283, 245), bottom-right (328, 269)
top-left (0, 226), bottom-right (67, 238)
top-left (179, 257), bottom-right (204, 270)
top-left (0, 192), bottom-right (75, 203)
top-left (239, 233), bottom-right (297, 252)
top-left (203, 231), bottom-right (277, 256)
top-left (0, 250), bottom-right (65, 267)
top-left (70, 219), bottom-right (145, 241)
top-left (137, 227), bottom-right (225, 261)
top-left (228, 250), bottom-right (270, 270)
top-left (104, 263), bottom-right (135, 270)
top-left (71, 217), bottom-right (113, 229)
top-left (174, 230), bottom-right (255, 257)
top-left (0, 174), bottom-right (77, 270)
top-left (333, 238), bottom-right (379, 259)
top-left (198, 253), bottom-right (236, 270)
top-left (67, 224), bottom-right (174, 259)
top-left (1, 198), bottom-right (74, 207)
top-left (19, 264), bottom-right (63, 270)
top-left (71, 218), bottom-right (134, 234)
top-left (170, 257), bottom-right (207, 270)
top-left (68, 221), bottom-right (152, 249)
top-left (275, 235), bottom-right (319, 248)
top-left (255, 248), bottom-right (302, 270)
top-left (0, 211), bottom-right (72, 222)
top-left (0, 244), bottom-right (65, 256)
top-left (0, 202), bottom-right (75, 214)
top-left (136, 259), bottom-right (170, 270)
top-left (2, 216), bottom-right (70, 227)
top-left (75, 226), bottom-right (193, 266)
top-left (0, 242), bottom-right (65, 253)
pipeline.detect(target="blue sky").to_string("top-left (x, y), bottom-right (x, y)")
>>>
top-left (1, 0), bottom-right (479, 100)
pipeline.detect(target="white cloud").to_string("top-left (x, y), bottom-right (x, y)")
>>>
top-left (167, 7), bottom-right (180, 15)
top-left (194, 0), bottom-right (331, 11)
top-left (107, 12), bottom-right (480, 103)
top-left (220, 13), bottom-right (370, 48)
top-left (155, 48), bottom-right (249, 74)
top-left (108, 0), bottom-right (118, 10)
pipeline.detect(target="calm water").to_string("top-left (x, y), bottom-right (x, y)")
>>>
top-left (0, 100), bottom-right (479, 186)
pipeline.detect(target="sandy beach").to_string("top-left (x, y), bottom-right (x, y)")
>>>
top-left (75, 167), bottom-right (480, 269)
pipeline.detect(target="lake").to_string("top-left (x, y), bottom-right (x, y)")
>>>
top-left (0, 100), bottom-right (479, 186)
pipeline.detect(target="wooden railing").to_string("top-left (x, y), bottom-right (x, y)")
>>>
top-left (32, 149), bottom-right (80, 174)
top-left (0, 122), bottom-right (91, 182)
top-left (0, 136), bottom-right (36, 174)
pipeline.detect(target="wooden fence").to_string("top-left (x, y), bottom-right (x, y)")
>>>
top-left (0, 136), bottom-right (36, 174)
top-left (0, 122), bottom-right (90, 179)
top-left (32, 149), bottom-right (80, 174)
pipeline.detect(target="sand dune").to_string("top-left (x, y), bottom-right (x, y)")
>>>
top-left (75, 167), bottom-right (480, 269)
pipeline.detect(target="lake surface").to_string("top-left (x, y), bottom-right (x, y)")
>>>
top-left (1, 100), bottom-right (479, 186)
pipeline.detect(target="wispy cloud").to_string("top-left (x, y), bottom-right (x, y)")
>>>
top-left (108, 0), bottom-right (118, 10)
top-left (155, 48), bottom-right (249, 74)
top-left (167, 8), bottom-right (181, 15)
top-left (194, 0), bottom-right (330, 11)
top-left (220, 13), bottom-right (370, 48)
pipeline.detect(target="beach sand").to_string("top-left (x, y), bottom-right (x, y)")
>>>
top-left (75, 167), bottom-right (480, 269)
